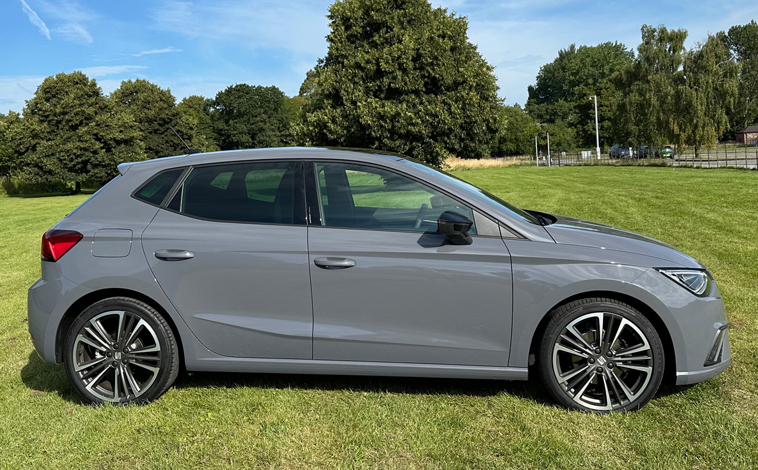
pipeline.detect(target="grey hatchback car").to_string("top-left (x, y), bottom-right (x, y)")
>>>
top-left (28, 148), bottom-right (730, 412)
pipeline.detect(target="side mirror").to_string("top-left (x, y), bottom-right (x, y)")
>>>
top-left (437, 211), bottom-right (473, 245)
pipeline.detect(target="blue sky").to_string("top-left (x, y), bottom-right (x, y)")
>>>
top-left (1, 0), bottom-right (756, 114)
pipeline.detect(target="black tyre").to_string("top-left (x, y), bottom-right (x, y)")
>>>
top-left (539, 298), bottom-right (665, 412)
top-left (63, 297), bottom-right (179, 405)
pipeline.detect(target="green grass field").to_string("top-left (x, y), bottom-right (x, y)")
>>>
top-left (1, 166), bottom-right (757, 469)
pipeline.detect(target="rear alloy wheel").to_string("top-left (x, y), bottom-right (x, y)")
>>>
top-left (539, 298), bottom-right (665, 412)
top-left (64, 297), bottom-right (179, 405)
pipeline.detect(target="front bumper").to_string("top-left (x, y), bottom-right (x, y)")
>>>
top-left (676, 355), bottom-right (731, 385)
top-left (625, 269), bottom-right (731, 386)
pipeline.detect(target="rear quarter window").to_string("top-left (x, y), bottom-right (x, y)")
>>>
top-left (133, 169), bottom-right (185, 206)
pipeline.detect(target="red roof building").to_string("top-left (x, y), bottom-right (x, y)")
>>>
top-left (736, 125), bottom-right (758, 144)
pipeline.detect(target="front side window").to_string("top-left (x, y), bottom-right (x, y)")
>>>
top-left (177, 161), bottom-right (298, 224)
top-left (314, 162), bottom-right (476, 233)
top-left (397, 159), bottom-right (541, 225)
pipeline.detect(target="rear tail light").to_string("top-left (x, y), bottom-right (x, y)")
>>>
top-left (41, 230), bottom-right (83, 262)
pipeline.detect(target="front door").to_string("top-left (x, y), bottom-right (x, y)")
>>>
top-left (307, 161), bottom-right (513, 367)
top-left (142, 160), bottom-right (313, 359)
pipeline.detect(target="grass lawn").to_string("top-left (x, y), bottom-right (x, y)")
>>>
top-left (1, 166), bottom-right (757, 469)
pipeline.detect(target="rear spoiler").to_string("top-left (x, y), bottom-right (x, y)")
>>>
top-left (117, 162), bottom-right (135, 175)
top-left (118, 151), bottom-right (200, 175)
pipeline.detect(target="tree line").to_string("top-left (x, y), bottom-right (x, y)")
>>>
top-left (1, 0), bottom-right (756, 193)
top-left (524, 22), bottom-right (757, 155)
top-left (0, 76), bottom-right (300, 192)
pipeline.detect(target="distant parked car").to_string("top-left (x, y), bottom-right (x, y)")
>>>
top-left (637, 145), bottom-right (662, 158)
top-left (660, 146), bottom-right (675, 158)
top-left (611, 145), bottom-right (634, 159)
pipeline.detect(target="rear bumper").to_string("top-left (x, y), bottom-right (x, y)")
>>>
top-left (27, 263), bottom-right (92, 363)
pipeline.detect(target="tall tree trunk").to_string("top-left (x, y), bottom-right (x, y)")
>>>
top-left (694, 145), bottom-right (700, 160)
top-left (75, 181), bottom-right (81, 194)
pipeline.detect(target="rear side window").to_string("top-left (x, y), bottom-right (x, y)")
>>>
top-left (134, 169), bottom-right (184, 206)
top-left (179, 161), bottom-right (298, 224)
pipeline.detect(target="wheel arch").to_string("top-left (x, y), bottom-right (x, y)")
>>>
top-left (527, 290), bottom-right (676, 385)
top-left (55, 288), bottom-right (185, 369)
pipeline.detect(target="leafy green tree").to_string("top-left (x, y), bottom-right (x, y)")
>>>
top-left (209, 84), bottom-right (296, 150)
top-left (0, 112), bottom-right (21, 178)
top-left (679, 34), bottom-right (739, 157)
top-left (526, 42), bottom-right (633, 148)
top-left (613, 25), bottom-right (688, 148)
top-left (569, 75), bottom-right (625, 149)
top-left (542, 121), bottom-right (576, 152)
top-left (725, 21), bottom-right (758, 134)
top-left (298, 0), bottom-right (502, 166)
top-left (527, 42), bottom-right (633, 114)
top-left (177, 95), bottom-right (220, 151)
top-left (297, 68), bottom-right (324, 110)
top-left (492, 105), bottom-right (539, 156)
top-left (292, 68), bottom-right (326, 145)
top-left (111, 79), bottom-right (187, 159)
top-left (17, 72), bottom-right (144, 192)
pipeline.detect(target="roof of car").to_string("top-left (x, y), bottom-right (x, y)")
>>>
top-left (117, 147), bottom-right (412, 175)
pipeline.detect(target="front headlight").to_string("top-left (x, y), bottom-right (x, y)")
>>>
top-left (656, 269), bottom-right (711, 296)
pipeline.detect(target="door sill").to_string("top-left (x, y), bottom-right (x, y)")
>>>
top-left (186, 357), bottom-right (528, 381)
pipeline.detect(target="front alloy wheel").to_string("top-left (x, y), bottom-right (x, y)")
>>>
top-left (64, 297), bottom-right (179, 405)
top-left (539, 298), bottom-right (664, 412)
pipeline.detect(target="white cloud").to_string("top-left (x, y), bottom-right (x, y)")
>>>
top-left (0, 66), bottom-right (149, 113)
top-left (77, 65), bottom-right (147, 78)
top-left (20, 0), bottom-right (51, 40)
top-left (35, 0), bottom-right (97, 44)
top-left (0, 76), bottom-right (45, 113)
top-left (53, 23), bottom-right (93, 44)
top-left (146, 0), bottom-right (332, 97)
top-left (133, 47), bottom-right (183, 57)
top-left (97, 79), bottom-right (128, 96)
top-left (150, 1), bottom-right (330, 57)
top-left (37, 0), bottom-right (97, 23)
top-left (466, 19), bottom-right (573, 104)
top-left (148, 76), bottom-right (235, 102)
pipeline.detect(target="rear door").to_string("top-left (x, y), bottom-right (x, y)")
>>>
top-left (306, 161), bottom-right (513, 367)
top-left (141, 160), bottom-right (313, 359)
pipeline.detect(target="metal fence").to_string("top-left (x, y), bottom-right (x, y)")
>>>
top-left (537, 143), bottom-right (758, 170)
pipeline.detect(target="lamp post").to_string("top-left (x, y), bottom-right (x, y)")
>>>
top-left (535, 135), bottom-right (539, 167)
top-left (547, 132), bottom-right (551, 167)
top-left (593, 95), bottom-right (601, 160)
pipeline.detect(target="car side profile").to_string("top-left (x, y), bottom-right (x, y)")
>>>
top-left (610, 145), bottom-right (634, 159)
top-left (28, 148), bottom-right (730, 412)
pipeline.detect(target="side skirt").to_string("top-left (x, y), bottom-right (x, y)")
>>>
top-left (185, 357), bottom-right (528, 381)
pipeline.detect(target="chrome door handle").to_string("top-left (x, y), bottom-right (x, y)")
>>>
top-left (314, 257), bottom-right (356, 269)
top-left (154, 249), bottom-right (195, 261)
